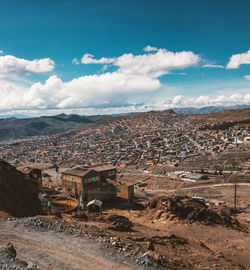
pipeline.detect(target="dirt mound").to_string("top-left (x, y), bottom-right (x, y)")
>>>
top-left (0, 160), bottom-right (42, 217)
top-left (107, 214), bottom-right (134, 232)
top-left (147, 196), bottom-right (242, 229)
top-left (73, 211), bottom-right (88, 221)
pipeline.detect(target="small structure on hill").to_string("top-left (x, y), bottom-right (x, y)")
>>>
top-left (87, 199), bottom-right (103, 212)
top-left (120, 183), bottom-right (134, 201)
top-left (181, 173), bottom-right (208, 182)
top-left (61, 165), bottom-right (117, 202)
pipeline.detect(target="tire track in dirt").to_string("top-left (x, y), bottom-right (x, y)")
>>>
top-left (0, 221), bottom-right (135, 270)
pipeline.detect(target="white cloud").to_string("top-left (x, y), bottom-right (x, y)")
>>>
top-left (59, 72), bottom-right (160, 108)
top-left (244, 75), bottom-right (250, 80)
top-left (143, 45), bottom-right (158, 52)
top-left (81, 53), bottom-right (115, 64)
top-left (0, 76), bottom-right (61, 110)
top-left (101, 64), bottom-right (108, 72)
top-left (202, 64), bottom-right (224, 68)
top-left (0, 47), bottom-right (201, 113)
top-left (114, 49), bottom-right (200, 77)
top-left (80, 48), bottom-right (200, 78)
top-left (172, 95), bottom-right (185, 105)
top-left (2, 46), bottom-right (250, 117)
top-left (2, 72), bottom-right (249, 113)
top-left (7, 47), bottom-right (242, 116)
top-left (2, 90), bottom-right (250, 117)
top-left (0, 50), bottom-right (3, 54)
top-left (176, 72), bottom-right (186, 75)
top-left (0, 72), bottom-right (160, 110)
top-left (0, 55), bottom-right (54, 77)
top-left (227, 49), bottom-right (250, 69)
top-left (72, 58), bottom-right (79, 65)
top-left (155, 93), bottom-right (250, 109)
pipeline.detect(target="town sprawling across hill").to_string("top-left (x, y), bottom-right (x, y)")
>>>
top-left (1, 104), bottom-right (249, 143)
top-left (1, 107), bottom-right (250, 170)
top-left (1, 107), bottom-right (250, 270)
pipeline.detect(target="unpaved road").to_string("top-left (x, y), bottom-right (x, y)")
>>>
top-left (0, 220), bottom-right (137, 270)
top-left (146, 182), bottom-right (250, 193)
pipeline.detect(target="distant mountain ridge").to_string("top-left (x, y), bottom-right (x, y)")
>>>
top-left (1, 105), bottom-right (249, 120)
top-left (172, 104), bottom-right (250, 114)
top-left (0, 114), bottom-right (110, 142)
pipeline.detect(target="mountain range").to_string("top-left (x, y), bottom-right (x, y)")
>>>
top-left (0, 113), bottom-right (110, 142)
top-left (172, 105), bottom-right (250, 114)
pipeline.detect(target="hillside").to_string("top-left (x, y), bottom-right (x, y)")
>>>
top-left (191, 107), bottom-right (250, 127)
top-left (93, 107), bottom-right (250, 132)
top-left (0, 160), bottom-right (42, 217)
top-left (0, 114), bottom-right (109, 142)
top-left (93, 109), bottom-right (177, 127)
top-left (0, 107), bottom-right (249, 143)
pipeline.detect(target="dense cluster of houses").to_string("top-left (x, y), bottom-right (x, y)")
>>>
top-left (0, 114), bottom-right (249, 170)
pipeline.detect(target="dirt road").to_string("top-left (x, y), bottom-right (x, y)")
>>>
top-left (146, 182), bottom-right (250, 193)
top-left (0, 220), bottom-right (137, 270)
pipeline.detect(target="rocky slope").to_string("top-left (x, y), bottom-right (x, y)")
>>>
top-left (0, 160), bottom-right (42, 217)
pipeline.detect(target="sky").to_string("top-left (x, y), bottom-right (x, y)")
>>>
top-left (0, 0), bottom-right (250, 117)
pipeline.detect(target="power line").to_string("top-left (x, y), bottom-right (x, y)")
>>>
top-left (234, 181), bottom-right (238, 216)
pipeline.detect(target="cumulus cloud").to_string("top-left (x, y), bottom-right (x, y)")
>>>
top-left (59, 72), bottom-right (160, 108)
top-left (80, 48), bottom-right (200, 78)
top-left (114, 49), bottom-right (200, 77)
top-left (0, 76), bottom-right (61, 110)
top-left (227, 49), bottom-right (250, 69)
top-left (202, 64), bottom-right (224, 68)
top-left (72, 58), bottom-right (79, 65)
top-left (2, 83), bottom-right (250, 116)
top-left (0, 72), bottom-right (160, 110)
top-left (2, 73), bottom-right (250, 113)
top-left (81, 53), bottom-right (115, 64)
top-left (155, 93), bottom-right (250, 110)
top-left (0, 50), bottom-right (3, 54)
top-left (244, 75), bottom-right (250, 80)
top-left (143, 45), bottom-right (158, 52)
top-left (0, 55), bottom-right (54, 77)
top-left (0, 47), bottom-right (210, 115)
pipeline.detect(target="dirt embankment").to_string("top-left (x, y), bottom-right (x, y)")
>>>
top-left (0, 160), bottom-right (42, 217)
top-left (147, 196), bottom-right (243, 230)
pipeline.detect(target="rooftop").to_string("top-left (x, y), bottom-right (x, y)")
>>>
top-left (62, 165), bottom-right (116, 177)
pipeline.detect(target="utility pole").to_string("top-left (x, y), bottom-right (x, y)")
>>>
top-left (234, 181), bottom-right (237, 216)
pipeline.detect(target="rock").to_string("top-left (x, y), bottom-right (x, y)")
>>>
top-left (146, 241), bottom-right (154, 251)
top-left (0, 242), bottom-right (17, 258)
top-left (111, 241), bottom-right (117, 247)
top-left (152, 252), bottom-right (162, 262)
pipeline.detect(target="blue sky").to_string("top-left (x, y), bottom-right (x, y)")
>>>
top-left (0, 0), bottom-right (250, 116)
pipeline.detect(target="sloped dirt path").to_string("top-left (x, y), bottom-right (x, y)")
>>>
top-left (0, 220), bottom-right (135, 270)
